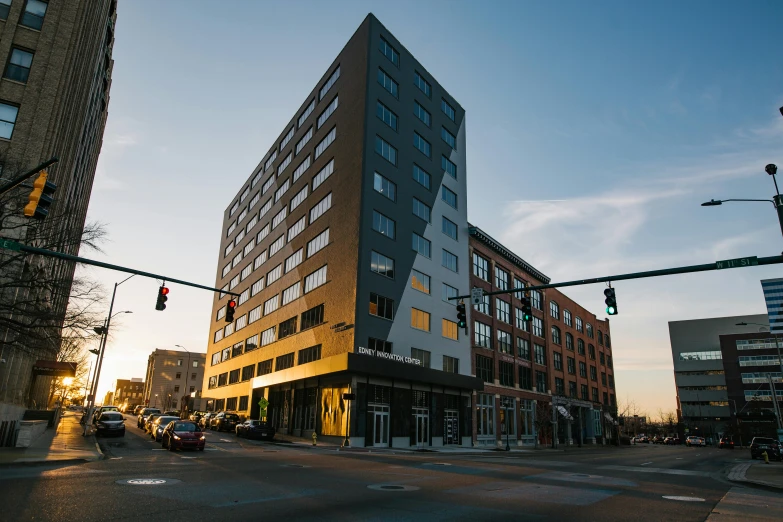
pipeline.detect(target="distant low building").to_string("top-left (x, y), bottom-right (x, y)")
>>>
top-left (620, 415), bottom-right (646, 436)
top-left (111, 378), bottom-right (144, 407)
top-left (143, 349), bottom-right (206, 411)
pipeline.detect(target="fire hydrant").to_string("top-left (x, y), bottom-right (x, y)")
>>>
top-left (762, 450), bottom-right (769, 464)
top-left (312, 432), bottom-right (317, 446)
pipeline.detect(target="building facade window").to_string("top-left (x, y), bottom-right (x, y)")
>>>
top-left (441, 127), bottom-right (456, 148)
top-left (579, 361), bottom-right (587, 378)
top-left (494, 267), bottom-right (509, 290)
top-left (379, 36), bottom-right (399, 66)
top-left (442, 155), bottom-right (457, 179)
top-left (375, 135), bottom-right (397, 165)
top-left (567, 356), bottom-right (575, 375)
top-left (411, 348), bottom-right (430, 368)
top-left (442, 249), bottom-right (458, 272)
top-left (303, 265), bottom-right (327, 293)
top-left (566, 332), bottom-right (574, 351)
top-left (412, 164), bottom-right (430, 189)
top-left (0, 102), bottom-right (19, 140)
top-left (442, 217), bottom-right (458, 240)
top-left (496, 299), bottom-right (510, 323)
top-left (373, 172), bottom-right (396, 201)
top-left (369, 293), bottom-right (394, 320)
top-left (312, 159), bottom-right (334, 190)
top-left (412, 198), bottom-right (431, 222)
top-left (443, 355), bottom-right (459, 373)
top-left (371, 251), bottom-right (395, 279)
top-left (578, 339), bottom-right (585, 355)
top-left (414, 101), bottom-right (431, 126)
top-left (550, 301), bottom-right (559, 320)
top-left (536, 371), bottom-right (547, 393)
top-left (301, 304), bottom-right (325, 330)
top-left (532, 290), bottom-right (543, 310)
top-left (20, 0), bottom-right (47, 30)
top-left (551, 326), bottom-right (561, 345)
top-left (497, 330), bottom-right (512, 354)
top-left (4, 48), bottom-right (33, 83)
top-left (476, 356), bottom-right (493, 383)
top-left (534, 344), bottom-right (546, 366)
top-left (519, 366), bottom-right (532, 389)
top-left (414, 132), bottom-right (431, 157)
top-left (474, 321), bottom-right (491, 349)
top-left (472, 253), bottom-right (489, 281)
top-left (532, 316), bottom-right (543, 338)
top-left (411, 308), bottom-right (431, 332)
top-left (411, 269), bottom-right (430, 294)
top-left (368, 337), bottom-right (392, 353)
top-left (499, 361), bottom-right (514, 387)
top-left (411, 233), bottom-right (430, 258)
top-left (442, 186), bottom-right (458, 208)
top-left (474, 293), bottom-right (490, 316)
top-left (441, 99), bottom-right (456, 121)
top-left (442, 319), bottom-right (458, 340)
top-left (377, 68), bottom-right (398, 98)
top-left (414, 71), bottom-right (431, 97)
top-left (376, 100), bottom-right (398, 130)
top-left (553, 351), bottom-right (562, 371)
top-left (517, 337), bottom-right (530, 359)
top-left (442, 283), bottom-right (458, 304)
top-left (372, 210), bottom-right (395, 238)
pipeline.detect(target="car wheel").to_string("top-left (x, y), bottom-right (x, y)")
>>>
top-left (168, 442), bottom-right (175, 452)
top-left (198, 447), bottom-right (204, 452)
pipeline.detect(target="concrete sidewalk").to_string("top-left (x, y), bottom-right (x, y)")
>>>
top-left (728, 461), bottom-right (783, 490)
top-left (0, 412), bottom-right (103, 466)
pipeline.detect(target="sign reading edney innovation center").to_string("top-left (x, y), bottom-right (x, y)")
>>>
top-left (357, 346), bottom-right (421, 366)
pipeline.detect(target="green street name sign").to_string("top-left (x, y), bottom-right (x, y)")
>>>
top-left (0, 238), bottom-right (21, 251)
top-left (716, 256), bottom-right (758, 270)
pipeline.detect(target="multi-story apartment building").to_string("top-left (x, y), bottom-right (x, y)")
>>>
top-left (669, 314), bottom-right (768, 441)
top-left (719, 330), bottom-right (782, 441)
top-left (469, 225), bottom-right (616, 447)
top-left (143, 349), bottom-right (205, 411)
top-left (111, 377), bottom-right (144, 408)
top-left (0, 0), bottom-right (116, 419)
top-left (203, 14), bottom-right (481, 448)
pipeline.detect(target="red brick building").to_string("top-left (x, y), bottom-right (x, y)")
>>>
top-left (468, 225), bottom-right (617, 447)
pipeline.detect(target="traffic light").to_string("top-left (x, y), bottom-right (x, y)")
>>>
top-left (225, 299), bottom-right (236, 323)
top-left (604, 287), bottom-right (618, 315)
top-left (456, 302), bottom-right (467, 330)
top-left (155, 285), bottom-right (169, 311)
top-left (23, 170), bottom-right (56, 219)
top-left (521, 294), bottom-right (533, 322)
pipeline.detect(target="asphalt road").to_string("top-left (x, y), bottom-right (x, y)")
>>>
top-left (0, 414), bottom-right (764, 521)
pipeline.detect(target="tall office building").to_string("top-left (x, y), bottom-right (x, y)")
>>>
top-left (669, 314), bottom-right (769, 440)
top-left (203, 14), bottom-right (481, 448)
top-left (0, 0), bottom-right (117, 419)
top-left (143, 349), bottom-right (206, 411)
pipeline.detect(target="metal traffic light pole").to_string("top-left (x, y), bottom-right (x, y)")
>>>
top-left (0, 157), bottom-right (59, 196)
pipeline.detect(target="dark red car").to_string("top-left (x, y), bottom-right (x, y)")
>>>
top-left (161, 421), bottom-right (205, 451)
top-left (719, 437), bottom-right (735, 449)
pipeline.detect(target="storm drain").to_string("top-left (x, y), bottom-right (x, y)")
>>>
top-left (116, 478), bottom-right (181, 486)
top-left (367, 484), bottom-right (420, 492)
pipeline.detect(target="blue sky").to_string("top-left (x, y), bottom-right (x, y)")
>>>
top-left (87, 0), bottom-right (783, 414)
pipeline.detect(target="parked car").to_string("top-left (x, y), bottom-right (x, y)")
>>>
top-left (750, 437), bottom-right (781, 461)
top-left (132, 405), bottom-right (145, 416)
top-left (235, 420), bottom-right (276, 441)
top-left (199, 412), bottom-right (216, 430)
top-left (719, 437), bottom-right (735, 450)
top-left (149, 416), bottom-right (181, 442)
top-left (652, 436), bottom-right (665, 444)
top-left (210, 412), bottom-right (241, 432)
top-left (634, 436), bottom-right (649, 444)
top-left (189, 411), bottom-right (206, 423)
top-left (161, 421), bottom-right (205, 452)
top-left (137, 408), bottom-right (161, 429)
top-left (144, 413), bottom-right (165, 433)
top-left (685, 436), bottom-right (705, 447)
top-left (95, 411), bottom-right (125, 437)
top-left (163, 410), bottom-right (180, 417)
top-left (663, 436), bottom-right (675, 445)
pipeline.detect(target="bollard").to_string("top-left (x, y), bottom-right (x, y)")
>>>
top-left (312, 431), bottom-right (317, 446)
top-left (763, 450), bottom-right (769, 464)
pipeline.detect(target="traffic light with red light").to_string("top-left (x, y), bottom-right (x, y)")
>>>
top-left (226, 299), bottom-right (236, 323)
top-left (23, 170), bottom-right (56, 220)
top-left (155, 285), bottom-right (169, 311)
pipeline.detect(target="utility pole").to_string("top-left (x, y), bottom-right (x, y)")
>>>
top-left (768, 373), bottom-right (783, 431)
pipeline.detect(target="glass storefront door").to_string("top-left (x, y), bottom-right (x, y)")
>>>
top-left (371, 404), bottom-right (389, 447)
top-left (413, 407), bottom-right (429, 448)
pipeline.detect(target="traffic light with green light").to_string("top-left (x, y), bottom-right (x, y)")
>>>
top-left (23, 170), bottom-right (56, 220)
top-left (456, 302), bottom-right (467, 330)
top-left (604, 287), bottom-right (618, 315)
top-left (521, 295), bottom-right (533, 322)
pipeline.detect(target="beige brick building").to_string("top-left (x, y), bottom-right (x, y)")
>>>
top-left (0, 0), bottom-right (117, 420)
top-left (143, 349), bottom-right (206, 411)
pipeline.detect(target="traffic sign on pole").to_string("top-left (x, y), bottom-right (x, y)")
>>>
top-left (716, 256), bottom-right (758, 270)
top-left (471, 287), bottom-right (484, 306)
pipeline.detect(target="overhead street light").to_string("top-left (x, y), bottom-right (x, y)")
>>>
top-left (701, 163), bottom-right (783, 243)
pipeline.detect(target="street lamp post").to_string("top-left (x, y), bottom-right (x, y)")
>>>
top-left (701, 163), bottom-right (783, 243)
top-left (83, 273), bottom-right (135, 435)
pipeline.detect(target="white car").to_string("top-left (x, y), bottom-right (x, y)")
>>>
top-left (685, 436), bottom-right (705, 447)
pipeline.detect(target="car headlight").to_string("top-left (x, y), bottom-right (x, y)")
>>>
top-left (173, 434), bottom-right (181, 440)
top-left (200, 435), bottom-right (206, 440)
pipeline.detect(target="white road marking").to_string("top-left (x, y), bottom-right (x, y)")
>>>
top-left (152, 449), bottom-right (166, 451)
top-left (641, 462), bottom-right (653, 466)
top-left (663, 495), bottom-right (705, 502)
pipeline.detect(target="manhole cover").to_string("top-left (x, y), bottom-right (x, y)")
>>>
top-left (367, 484), bottom-right (420, 492)
top-left (117, 478), bottom-right (181, 486)
top-left (662, 496), bottom-right (705, 502)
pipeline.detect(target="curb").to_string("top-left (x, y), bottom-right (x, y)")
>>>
top-left (0, 457), bottom-right (89, 468)
top-left (727, 462), bottom-right (783, 492)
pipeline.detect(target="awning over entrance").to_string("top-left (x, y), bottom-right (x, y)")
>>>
top-left (557, 406), bottom-right (574, 420)
top-left (250, 352), bottom-right (484, 391)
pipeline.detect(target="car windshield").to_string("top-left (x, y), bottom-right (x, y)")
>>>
top-left (101, 413), bottom-right (123, 421)
top-left (173, 422), bottom-right (198, 432)
top-left (143, 409), bottom-right (160, 415)
top-left (156, 416), bottom-right (179, 425)
top-left (754, 438), bottom-right (776, 444)
top-left (226, 414), bottom-right (240, 420)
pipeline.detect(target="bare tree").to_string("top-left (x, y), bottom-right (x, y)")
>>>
top-left (1, 160), bottom-right (108, 406)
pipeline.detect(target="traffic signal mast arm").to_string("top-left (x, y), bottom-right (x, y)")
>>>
top-left (0, 240), bottom-right (241, 297)
top-left (449, 254), bottom-right (783, 300)
top-left (0, 156), bottom-right (59, 197)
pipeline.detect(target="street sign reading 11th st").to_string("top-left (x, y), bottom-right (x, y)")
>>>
top-left (716, 256), bottom-right (758, 270)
